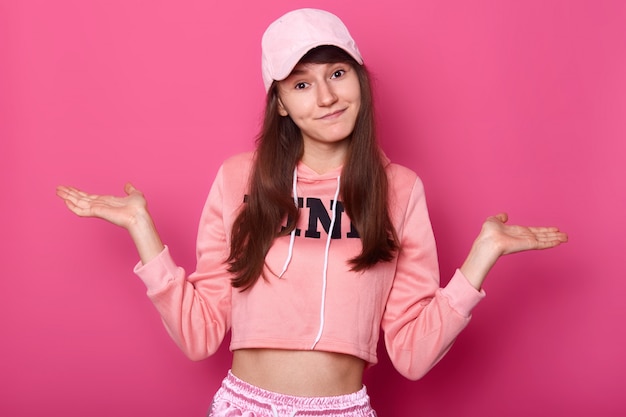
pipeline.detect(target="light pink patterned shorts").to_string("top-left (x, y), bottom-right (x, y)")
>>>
top-left (208, 371), bottom-right (377, 417)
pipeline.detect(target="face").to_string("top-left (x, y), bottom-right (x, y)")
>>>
top-left (276, 61), bottom-right (361, 156)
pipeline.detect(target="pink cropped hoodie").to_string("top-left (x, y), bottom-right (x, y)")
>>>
top-left (134, 151), bottom-right (485, 380)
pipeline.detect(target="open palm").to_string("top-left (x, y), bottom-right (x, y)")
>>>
top-left (56, 183), bottom-right (148, 230)
top-left (482, 213), bottom-right (568, 256)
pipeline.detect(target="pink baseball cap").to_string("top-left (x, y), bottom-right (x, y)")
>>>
top-left (261, 8), bottom-right (364, 92)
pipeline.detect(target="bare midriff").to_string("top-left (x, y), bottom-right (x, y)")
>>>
top-left (231, 349), bottom-right (366, 397)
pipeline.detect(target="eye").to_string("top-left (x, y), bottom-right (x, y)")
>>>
top-left (295, 82), bottom-right (307, 90)
top-left (331, 69), bottom-right (346, 79)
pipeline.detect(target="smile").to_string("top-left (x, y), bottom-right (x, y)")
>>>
top-left (318, 109), bottom-right (346, 120)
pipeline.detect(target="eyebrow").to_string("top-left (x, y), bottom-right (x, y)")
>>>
top-left (289, 62), bottom-right (349, 78)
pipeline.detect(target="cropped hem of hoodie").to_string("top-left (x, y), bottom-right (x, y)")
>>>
top-left (134, 151), bottom-right (485, 380)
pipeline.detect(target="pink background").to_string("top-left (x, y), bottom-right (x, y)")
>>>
top-left (1, 0), bottom-right (625, 415)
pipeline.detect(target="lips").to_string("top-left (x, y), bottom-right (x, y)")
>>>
top-left (318, 108), bottom-right (346, 120)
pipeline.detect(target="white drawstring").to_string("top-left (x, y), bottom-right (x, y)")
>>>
top-left (278, 167), bottom-right (299, 278)
top-left (276, 167), bottom-right (341, 351)
top-left (311, 175), bottom-right (341, 349)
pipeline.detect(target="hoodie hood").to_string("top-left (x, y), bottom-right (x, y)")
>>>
top-left (295, 160), bottom-right (343, 183)
top-left (294, 150), bottom-right (391, 182)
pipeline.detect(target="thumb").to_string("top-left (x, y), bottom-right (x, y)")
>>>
top-left (124, 182), bottom-right (137, 195)
top-left (492, 212), bottom-right (509, 223)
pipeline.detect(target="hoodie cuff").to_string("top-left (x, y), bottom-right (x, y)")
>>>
top-left (440, 268), bottom-right (486, 318)
top-left (133, 245), bottom-right (181, 293)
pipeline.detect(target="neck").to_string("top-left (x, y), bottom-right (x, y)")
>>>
top-left (301, 141), bottom-right (349, 175)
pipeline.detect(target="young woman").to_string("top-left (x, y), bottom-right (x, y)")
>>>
top-left (56, 8), bottom-right (567, 417)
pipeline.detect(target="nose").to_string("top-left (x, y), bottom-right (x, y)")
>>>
top-left (316, 80), bottom-right (338, 107)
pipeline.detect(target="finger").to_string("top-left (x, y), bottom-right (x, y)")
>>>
top-left (56, 185), bottom-right (81, 198)
top-left (64, 189), bottom-right (111, 212)
top-left (535, 239), bottom-right (566, 249)
top-left (527, 226), bottom-right (561, 233)
top-left (124, 182), bottom-right (137, 195)
top-left (489, 213), bottom-right (508, 223)
top-left (541, 232), bottom-right (568, 243)
top-left (534, 233), bottom-right (568, 248)
top-left (532, 230), bottom-right (568, 240)
top-left (57, 187), bottom-right (81, 205)
top-left (68, 194), bottom-right (95, 210)
top-left (57, 186), bottom-right (90, 201)
top-left (58, 185), bottom-right (83, 194)
top-left (56, 186), bottom-right (70, 198)
top-left (63, 197), bottom-right (93, 217)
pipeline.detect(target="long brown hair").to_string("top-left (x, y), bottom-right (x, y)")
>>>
top-left (227, 46), bottom-right (398, 289)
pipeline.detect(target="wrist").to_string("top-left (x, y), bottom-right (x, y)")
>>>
top-left (127, 208), bottom-right (155, 234)
top-left (460, 237), bottom-right (501, 290)
top-left (127, 209), bottom-right (165, 264)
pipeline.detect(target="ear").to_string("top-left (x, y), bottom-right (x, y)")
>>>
top-left (277, 97), bottom-right (289, 117)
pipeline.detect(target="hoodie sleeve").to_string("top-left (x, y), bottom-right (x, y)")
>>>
top-left (133, 164), bottom-right (235, 361)
top-left (381, 174), bottom-right (485, 380)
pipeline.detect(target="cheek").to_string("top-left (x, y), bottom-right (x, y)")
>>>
top-left (345, 78), bottom-right (362, 105)
top-left (353, 81), bottom-right (362, 102)
top-left (283, 100), bottom-right (313, 121)
top-left (349, 87), bottom-right (362, 115)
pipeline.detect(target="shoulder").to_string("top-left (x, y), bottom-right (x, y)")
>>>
top-left (221, 151), bottom-right (256, 172)
top-left (218, 151), bottom-right (256, 181)
top-left (384, 160), bottom-right (424, 192)
top-left (209, 151), bottom-right (256, 199)
top-left (384, 160), bottom-right (429, 223)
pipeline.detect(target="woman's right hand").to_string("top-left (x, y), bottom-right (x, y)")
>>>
top-left (56, 183), bottom-right (165, 264)
top-left (56, 183), bottom-right (149, 230)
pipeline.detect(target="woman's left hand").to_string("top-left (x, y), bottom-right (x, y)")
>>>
top-left (479, 213), bottom-right (568, 256)
top-left (460, 213), bottom-right (568, 290)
